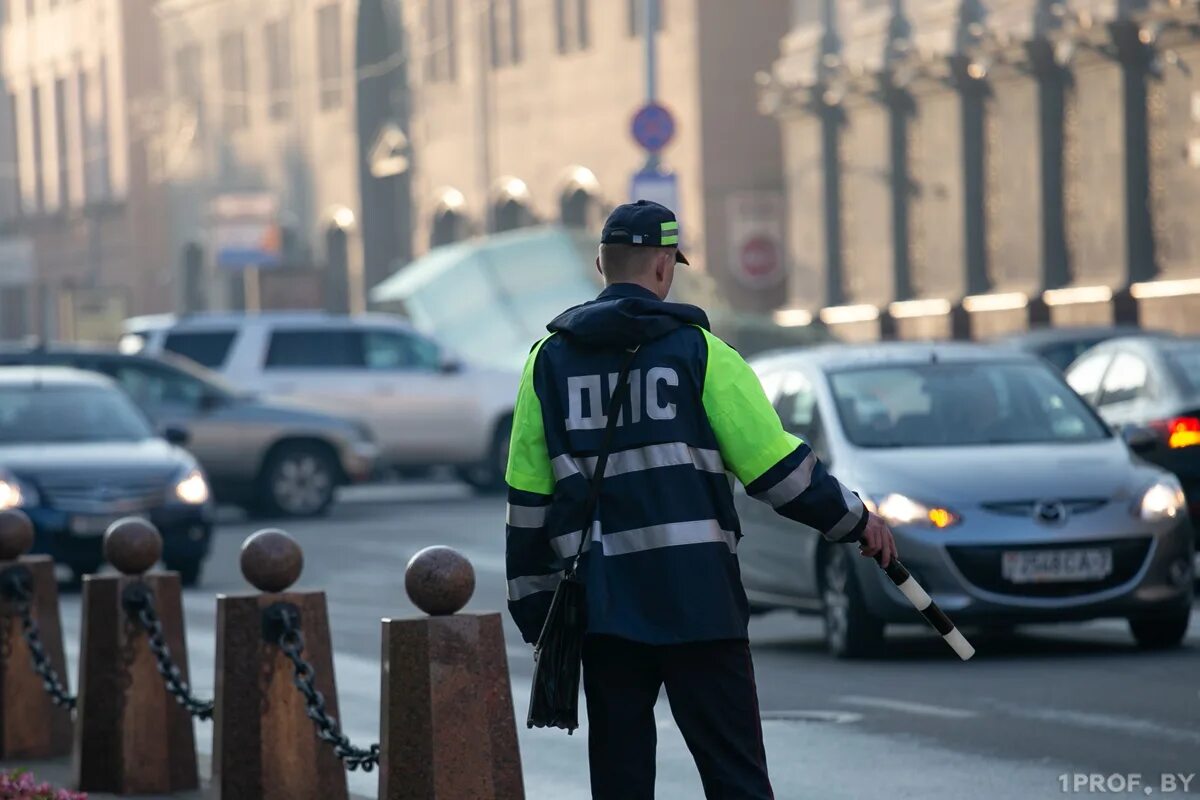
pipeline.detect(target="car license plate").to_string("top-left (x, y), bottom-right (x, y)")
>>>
top-left (69, 515), bottom-right (126, 538)
top-left (1001, 548), bottom-right (1113, 583)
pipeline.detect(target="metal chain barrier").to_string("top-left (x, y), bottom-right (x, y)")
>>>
top-left (121, 583), bottom-right (214, 721)
top-left (0, 566), bottom-right (76, 711)
top-left (270, 603), bottom-right (380, 772)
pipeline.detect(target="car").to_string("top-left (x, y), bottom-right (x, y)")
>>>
top-left (1065, 336), bottom-right (1200, 561)
top-left (0, 345), bottom-right (380, 518)
top-left (735, 342), bottom-right (1194, 657)
top-left (998, 326), bottom-right (1168, 372)
top-left (121, 311), bottom-right (519, 489)
top-left (0, 367), bottom-right (215, 584)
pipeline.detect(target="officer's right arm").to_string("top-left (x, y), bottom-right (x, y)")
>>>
top-left (700, 329), bottom-right (868, 543)
top-left (504, 337), bottom-right (561, 645)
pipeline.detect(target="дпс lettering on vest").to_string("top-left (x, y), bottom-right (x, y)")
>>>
top-left (565, 367), bottom-right (679, 431)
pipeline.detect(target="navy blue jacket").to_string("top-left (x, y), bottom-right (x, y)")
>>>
top-left (505, 284), bottom-right (868, 645)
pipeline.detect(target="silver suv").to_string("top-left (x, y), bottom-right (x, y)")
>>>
top-left (122, 311), bottom-right (520, 489)
top-left (0, 346), bottom-right (380, 517)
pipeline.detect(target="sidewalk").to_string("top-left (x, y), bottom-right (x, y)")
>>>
top-left (3, 756), bottom-right (373, 800)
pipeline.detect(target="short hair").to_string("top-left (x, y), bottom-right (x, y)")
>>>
top-left (598, 243), bottom-right (664, 282)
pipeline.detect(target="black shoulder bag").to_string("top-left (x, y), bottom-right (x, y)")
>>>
top-left (526, 345), bottom-right (639, 734)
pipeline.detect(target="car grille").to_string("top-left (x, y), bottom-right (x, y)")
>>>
top-left (980, 498), bottom-right (1108, 517)
top-left (35, 476), bottom-right (169, 514)
top-left (946, 537), bottom-right (1153, 598)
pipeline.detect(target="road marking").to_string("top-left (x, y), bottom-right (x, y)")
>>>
top-left (986, 702), bottom-right (1200, 746)
top-left (761, 710), bottom-right (864, 724)
top-left (838, 695), bottom-right (978, 720)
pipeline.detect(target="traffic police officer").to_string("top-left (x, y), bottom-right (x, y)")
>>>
top-left (505, 200), bottom-right (897, 799)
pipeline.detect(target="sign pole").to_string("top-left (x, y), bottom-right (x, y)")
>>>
top-left (243, 266), bottom-right (261, 313)
top-left (643, 0), bottom-right (659, 172)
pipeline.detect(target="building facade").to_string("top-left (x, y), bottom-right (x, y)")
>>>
top-left (402, 0), bottom-right (791, 311)
top-left (766, 0), bottom-right (1200, 341)
top-left (155, 0), bottom-right (400, 313)
top-left (0, 0), bottom-right (167, 340)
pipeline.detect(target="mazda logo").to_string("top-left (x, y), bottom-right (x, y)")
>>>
top-left (1033, 500), bottom-right (1069, 526)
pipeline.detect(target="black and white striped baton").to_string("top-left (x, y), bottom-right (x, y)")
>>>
top-left (862, 544), bottom-right (976, 661)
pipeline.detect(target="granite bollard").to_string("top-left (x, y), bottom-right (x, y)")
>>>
top-left (213, 528), bottom-right (349, 800)
top-left (380, 545), bottom-right (524, 799)
top-left (73, 517), bottom-right (199, 793)
top-left (0, 509), bottom-right (72, 759)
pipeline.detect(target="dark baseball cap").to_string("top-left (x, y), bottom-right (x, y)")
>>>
top-left (600, 200), bottom-right (689, 264)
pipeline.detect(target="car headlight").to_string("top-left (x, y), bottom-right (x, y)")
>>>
top-left (0, 473), bottom-right (39, 511)
top-left (173, 469), bottom-right (210, 505)
top-left (1137, 477), bottom-right (1185, 522)
top-left (875, 493), bottom-right (961, 529)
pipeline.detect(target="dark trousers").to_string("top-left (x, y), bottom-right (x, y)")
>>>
top-left (582, 635), bottom-right (774, 800)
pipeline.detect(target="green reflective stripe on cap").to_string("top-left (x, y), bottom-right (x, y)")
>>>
top-left (661, 234), bottom-right (679, 245)
top-left (661, 221), bottom-right (679, 232)
top-left (698, 327), bottom-right (802, 485)
top-left (505, 335), bottom-right (556, 494)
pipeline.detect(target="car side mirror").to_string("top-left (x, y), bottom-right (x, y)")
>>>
top-left (163, 425), bottom-right (191, 447)
top-left (1120, 424), bottom-right (1158, 455)
top-left (439, 355), bottom-right (464, 374)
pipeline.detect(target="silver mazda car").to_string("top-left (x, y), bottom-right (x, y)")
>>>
top-left (736, 343), bottom-right (1195, 658)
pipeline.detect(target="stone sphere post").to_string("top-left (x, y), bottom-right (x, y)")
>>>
top-left (380, 546), bottom-right (524, 799)
top-left (0, 510), bottom-right (71, 758)
top-left (73, 517), bottom-right (199, 793)
top-left (213, 529), bottom-right (349, 800)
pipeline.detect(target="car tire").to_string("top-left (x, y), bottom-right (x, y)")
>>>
top-left (458, 417), bottom-right (512, 494)
top-left (1128, 609), bottom-right (1190, 650)
top-left (166, 558), bottom-right (203, 587)
top-left (259, 442), bottom-right (338, 518)
top-left (821, 545), bottom-right (885, 659)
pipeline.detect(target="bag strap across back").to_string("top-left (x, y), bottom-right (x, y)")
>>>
top-left (568, 345), bottom-right (640, 574)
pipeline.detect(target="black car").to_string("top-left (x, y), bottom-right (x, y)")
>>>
top-left (999, 326), bottom-right (1168, 372)
top-left (1066, 336), bottom-right (1200, 553)
top-left (0, 367), bottom-right (214, 584)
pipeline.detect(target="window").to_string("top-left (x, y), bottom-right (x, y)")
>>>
top-left (423, 0), bottom-right (456, 83)
top-left (53, 77), bottom-right (69, 209)
top-left (489, 0), bottom-right (521, 68)
top-left (315, 3), bottom-right (343, 110)
top-left (0, 385), bottom-right (153, 444)
top-left (1164, 345), bottom-right (1200, 394)
top-left (627, 0), bottom-right (663, 37)
top-left (107, 362), bottom-right (210, 413)
top-left (175, 44), bottom-right (205, 139)
top-left (775, 371), bottom-right (827, 460)
top-left (265, 329), bottom-right (364, 368)
top-left (363, 330), bottom-right (441, 370)
top-left (1065, 352), bottom-right (1112, 404)
top-left (1098, 353), bottom-right (1150, 407)
top-left (555, 0), bottom-right (588, 53)
top-left (85, 58), bottom-right (111, 200)
top-left (219, 32), bottom-right (248, 131)
top-left (162, 331), bottom-right (238, 369)
top-left (264, 20), bottom-right (293, 120)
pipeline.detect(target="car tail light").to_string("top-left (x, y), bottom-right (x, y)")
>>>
top-left (1148, 416), bottom-right (1200, 449)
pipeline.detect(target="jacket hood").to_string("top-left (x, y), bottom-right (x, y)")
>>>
top-left (547, 284), bottom-right (710, 348)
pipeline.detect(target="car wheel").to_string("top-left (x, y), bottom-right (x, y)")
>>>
top-left (260, 442), bottom-right (338, 518)
top-left (166, 558), bottom-right (203, 587)
top-left (821, 545), bottom-right (885, 659)
top-left (458, 417), bottom-right (512, 493)
top-left (1128, 609), bottom-right (1190, 650)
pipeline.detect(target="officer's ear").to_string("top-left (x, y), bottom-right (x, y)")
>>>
top-left (595, 254), bottom-right (604, 278)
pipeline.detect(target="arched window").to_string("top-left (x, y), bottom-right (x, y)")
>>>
top-left (431, 207), bottom-right (468, 247)
top-left (491, 177), bottom-right (535, 233)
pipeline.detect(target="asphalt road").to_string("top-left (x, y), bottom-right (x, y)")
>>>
top-left (50, 483), bottom-right (1200, 799)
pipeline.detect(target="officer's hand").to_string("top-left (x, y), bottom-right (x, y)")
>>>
top-left (858, 513), bottom-right (898, 568)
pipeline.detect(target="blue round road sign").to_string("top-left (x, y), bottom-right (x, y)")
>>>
top-left (631, 103), bottom-right (676, 152)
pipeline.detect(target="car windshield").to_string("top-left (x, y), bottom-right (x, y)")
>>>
top-left (828, 361), bottom-right (1110, 448)
top-left (0, 385), bottom-right (155, 444)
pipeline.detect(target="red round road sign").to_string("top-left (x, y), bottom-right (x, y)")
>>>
top-left (737, 235), bottom-right (783, 288)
